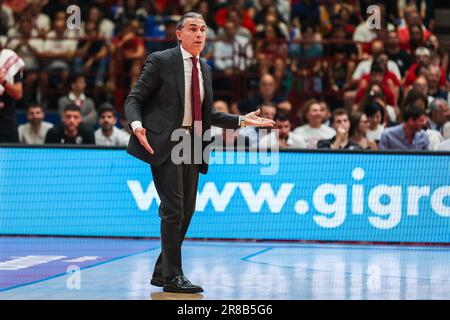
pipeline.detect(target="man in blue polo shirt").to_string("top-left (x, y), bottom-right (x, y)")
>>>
top-left (379, 103), bottom-right (429, 150)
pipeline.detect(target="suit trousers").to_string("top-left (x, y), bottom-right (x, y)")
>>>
top-left (150, 132), bottom-right (200, 280)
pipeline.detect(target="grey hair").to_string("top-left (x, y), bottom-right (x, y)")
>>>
top-left (176, 12), bottom-right (205, 30)
top-left (429, 98), bottom-right (448, 112)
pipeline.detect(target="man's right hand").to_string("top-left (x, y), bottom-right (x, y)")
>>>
top-left (134, 128), bottom-right (154, 154)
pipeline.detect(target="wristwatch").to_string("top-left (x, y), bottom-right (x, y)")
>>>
top-left (239, 115), bottom-right (246, 128)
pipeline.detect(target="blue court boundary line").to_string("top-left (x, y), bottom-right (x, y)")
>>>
top-left (0, 246), bottom-right (160, 293)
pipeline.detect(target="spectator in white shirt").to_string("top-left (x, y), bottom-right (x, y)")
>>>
top-left (293, 99), bottom-right (335, 148)
top-left (259, 111), bottom-right (306, 150)
top-left (95, 103), bottom-right (130, 147)
top-left (18, 104), bottom-right (53, 144)
top-left (214, 20), bottom-right (253, 74)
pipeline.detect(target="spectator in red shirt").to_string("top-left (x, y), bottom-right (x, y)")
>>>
top-left (355, 61), bottom-right (397, 108)
top-left (397, 9), bottom-right (430, 51)
top-left (404, 46), bottom-right (447, 89)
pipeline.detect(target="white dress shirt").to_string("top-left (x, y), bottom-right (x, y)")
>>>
top-left (131, 45), bottom-right (243, 133)
top-left (130, 45), bottom-right (204, 131)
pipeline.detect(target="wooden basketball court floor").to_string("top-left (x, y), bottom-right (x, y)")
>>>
top-left (1, 236), bottom-right (450, 299)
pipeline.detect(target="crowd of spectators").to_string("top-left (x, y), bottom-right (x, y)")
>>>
top-left (0, 0), bottom-right (449, 151)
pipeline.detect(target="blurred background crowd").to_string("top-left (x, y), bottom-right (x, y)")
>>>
top-left (0, 0), bottom-right (449, 151)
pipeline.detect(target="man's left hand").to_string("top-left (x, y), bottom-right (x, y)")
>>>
top-left (243, 110), bottom-right (276, 127)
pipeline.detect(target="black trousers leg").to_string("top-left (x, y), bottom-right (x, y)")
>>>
top-left (151, 159), bottom-right (199, 280)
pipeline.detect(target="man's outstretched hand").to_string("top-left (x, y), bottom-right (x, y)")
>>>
top-left (243, 110), bottom-right (276, 127)
top-left (134, 128), bottom-right (154, 154)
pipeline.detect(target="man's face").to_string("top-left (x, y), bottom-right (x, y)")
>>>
top-left (260, 106), bottom-right (277, 120)
top-left (54, 19), bottom-right (66, 35)
top-left (427, 68), bottom-right (440, 89)
top-left (63, 111), bottom-right (82, 132)
top-left (432, 102), bottom-right (450, 125)
top-left (27, 107), bottom-right (44, 126)
top-left (19, 20), bottom-right (32, 36)
top-left (410, 27), bottom-right (423, 44)
top-left (276, 120), bottom-right (291, 139)
top-left (413, 77), bottom-right (428, 95)
top-left (416, 54), bottom-right (430, 66)
top-left (307, 103), bottom-right (323, 123)
top-left (408, 115), bottom-right (428, 132)
top-left (224, 22), bottom-right (237, 39)
top-left (99, 111), bottom-right (117, 130)
top-left (176, 17), bottom-right (207, 56)
top-left (387, 32), bottom-right (398, 47)
top-left (72, 77), bottom-right (86, 93)
top-left (259, 76), bottom-right (276, 97)
top-left (333, 114), bottom-right (350, 133)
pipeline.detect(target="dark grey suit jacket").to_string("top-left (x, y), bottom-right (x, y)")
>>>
top-left (125, 45), bottom-right (240, 174)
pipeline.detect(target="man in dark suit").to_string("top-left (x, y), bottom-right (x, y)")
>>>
top-left (125, 12), bottom-right (275, 293)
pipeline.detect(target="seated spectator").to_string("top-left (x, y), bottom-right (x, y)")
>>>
top-left (41, 16), bottom-right (78, 75)
top-left (352, 40), bottom-right (401, 84)
top-left (349, 111), bottom-right (378, 150)
top-left (58, 74), bottom-right (97, 128)
top-left (326, 23), bottom-right (357, 93)
top-left (18, 104), bottom-right (53, 144)
top-left (215, 4), bottom-right (255, 39)
top-left (259, 111), bottom-right (306, 150)
top-left (426, 65), bottom-right (448, 101)
top-left (397, 7), bottom-right (430, 51)
top-left (255, 4), bottom-right (290, 40)
top-left (293, 99), bottom-right (335, 149)
top-left (0, 47), bottom-right (24, 143)
top-left (355, 61), bottom-right (399, 108)
top-left (379, 104), bottom-right (429, 150)
top-left (238, 102), bottom-right (277, 149)
top-left (410, 75), bottom-right (431, 104)
top-left (86, 5), bottom-right (115, 39)
top-left (363, 101), bottom-right (387, 144)
top-left (289, 24), bottom-right (323, 62)
top-left (427, 34), bottom-right (448, 73)
top-left (255, 23), bottom-right (288, 88)
top-left (352, 3), bottom-right (394, 58)
top-left (74, 21), bottom-right (108, 88)
top-left (95, 103), bottom-right (130, 147)
top-left (404, 47), bottom-right (447, 89)
top-left (237, 74), bottom-right (285, 114)
top-left (113, 0), bottom-right (148, 35)
top-left (25, 0), bottom-right (51, 37)
top-left (45, 104), bottom-right (95, 144)
top-left (386, 30), bottom-right (412, 77)
top-left (428, 98), bottom-right (450, 135)
top-left (107, 19), bottom-right (145, 115)
top-left (214, 20), bottom-right (253, 74)
top-left (317, 108), bottom-right (362, 150)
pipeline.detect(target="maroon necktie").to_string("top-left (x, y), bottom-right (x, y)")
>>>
top-left (190, 57), bottom-right (202, 136)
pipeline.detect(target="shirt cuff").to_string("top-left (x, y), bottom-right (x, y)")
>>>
top-left (130, 121), bottom-right (143, 133)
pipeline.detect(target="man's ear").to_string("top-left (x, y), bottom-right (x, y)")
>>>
top-left (176, 29), bottom-right (182, 43)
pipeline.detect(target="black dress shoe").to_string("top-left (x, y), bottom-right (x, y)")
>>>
top-left (163, 275), bottom-right (203, 293)
top-left (150, 277), bottom-right (164, 287)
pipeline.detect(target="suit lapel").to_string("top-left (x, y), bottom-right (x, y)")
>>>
top-left (199, 58), bottom-right (212, 111)
top-left (171, 46), bottom-right (185, 108)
